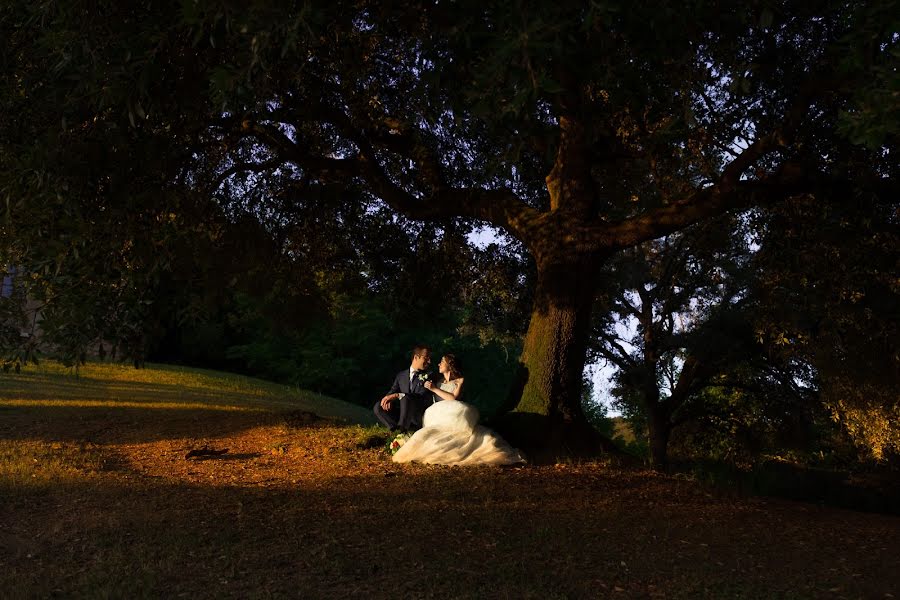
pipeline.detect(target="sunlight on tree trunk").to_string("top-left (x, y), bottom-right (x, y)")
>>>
top-left (516, 259), bottom-right (594, 417)
top-left (504, 255), bottom-right (618, 458)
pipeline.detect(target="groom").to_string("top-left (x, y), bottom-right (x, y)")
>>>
top-left (374, 344), bottom-right (435, 432)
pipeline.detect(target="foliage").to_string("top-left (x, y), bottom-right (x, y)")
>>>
top-left (580, 375), bottom-right (616, 440)
top-left (592, 217), bottom-right (766, 466)
top-left (824, 381), bottom-right (900, 462)
top-left (139, 201), bottom-right (530, 410)
top-left (665, 378), bottom-right (829, 467)
top-left (836, 3), bottom-right (900, 148)
top-left (595, 185), bottom-right (898, 468)
top-left (217, 292), bottom-right (525, 414)
top-left (0, 272), bottom-right (31, 372)
top-left (751, 192), bottom-right (900, 461)
top-left (2, 0), bottom-right (897, 444)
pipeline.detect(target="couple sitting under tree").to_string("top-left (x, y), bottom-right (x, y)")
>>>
top-left (373, 344), bottom-right (525, 466)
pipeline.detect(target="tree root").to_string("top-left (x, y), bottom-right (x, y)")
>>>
top-left (493, 412), bottom-right (637, 466)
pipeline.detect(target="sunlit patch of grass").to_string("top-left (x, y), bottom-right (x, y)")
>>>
top-left (0, 399), bottom-right (262, 412)
top-left (0, 439), bottom-right (105, 488)
top-left (0, 360), bottom-right (374, 423)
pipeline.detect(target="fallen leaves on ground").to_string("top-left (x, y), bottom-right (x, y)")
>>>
top-left (2, 364), bottom-right (899, 598)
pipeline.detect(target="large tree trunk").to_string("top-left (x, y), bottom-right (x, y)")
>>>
top-left (516, 256), bottom-right (594, 418)
top-left (500, 254), bottom-right (619, 461)
top-left (648, 411), bottom-right (672, 472)
top-left (495, 108), bottom-right (625, 461)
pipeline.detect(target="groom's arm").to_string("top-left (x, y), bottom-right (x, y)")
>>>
top-left (380, 372), bottom-right (404, 410)
top-left (387, 373), bottom-right (401, 395)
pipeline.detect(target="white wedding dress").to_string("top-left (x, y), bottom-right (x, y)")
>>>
top-left (393, 382), bottom-right (526, 466)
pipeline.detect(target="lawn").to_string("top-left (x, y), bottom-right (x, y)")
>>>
top-left (1, 362), bottom-right (898, 598)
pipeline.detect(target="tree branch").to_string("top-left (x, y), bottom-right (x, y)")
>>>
top-left (228, 110), bottom-right (544, 243)
top-left (599, 173), bottom-right (809, 251)
top-left (240, 122), bottom-right (364, 183)
top-left (260, 98), bottom-right (545, 241)
top-left (596, 331), bottom-right (636, 367)
top-left (615, 293), bottom-right (642, 320)
top-left (211, 157), bottom-right (287, 190)
top-left (594, 66), bottom-right (831, 251)
top-left (664, 355), bottom-right (704, 414)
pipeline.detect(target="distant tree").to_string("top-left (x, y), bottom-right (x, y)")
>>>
top-left (592, 217), bottom-right (768, 468)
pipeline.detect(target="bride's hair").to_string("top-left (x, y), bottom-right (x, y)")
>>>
top-left (443, 353), bottom-right (463, 380)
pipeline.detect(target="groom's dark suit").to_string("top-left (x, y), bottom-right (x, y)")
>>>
top-left (373, 368), bottom-right (435, 431)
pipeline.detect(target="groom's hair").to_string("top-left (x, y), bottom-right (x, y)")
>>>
top-left (411, 344), bottom-right (431, 358)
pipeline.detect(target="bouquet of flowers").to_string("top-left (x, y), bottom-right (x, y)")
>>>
top-left (386, 432), bottom-right (411, 455)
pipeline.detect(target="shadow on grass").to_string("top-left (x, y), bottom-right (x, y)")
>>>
top-left (0, 371), bottom-right (368, 415)
top-left (2, 465), bottom-right (900, 599)
top-left (0, 368), bottom-right (375, 445)
top-left (681, 458), bottom-right (900, 517)
top-left (0, 403), bottom-right (363, 445)
top-left (187, 453), bottom-right (263, 462)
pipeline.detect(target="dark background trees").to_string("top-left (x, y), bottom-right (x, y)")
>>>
top-left (1, 1), bottom-right (897, 462)
top-left (751, 192), bottom-right (900, 462)
top-left (590, 214), bottom-right (841, 470)
top-left (590, 216), bottom-right (760, 468)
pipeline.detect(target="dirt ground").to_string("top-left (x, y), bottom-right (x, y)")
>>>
top-left (2, 364), bottom-right (899, 598)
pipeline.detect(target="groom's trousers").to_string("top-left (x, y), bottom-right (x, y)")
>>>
top-left (374, 395), bottom-right (431, 431)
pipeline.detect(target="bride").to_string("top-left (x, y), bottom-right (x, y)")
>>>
top-left (392, 354), bottom-right (525, 466)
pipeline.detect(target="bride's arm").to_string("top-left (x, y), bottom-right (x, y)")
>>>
top-left (425, 378), bottom-right (464, 401)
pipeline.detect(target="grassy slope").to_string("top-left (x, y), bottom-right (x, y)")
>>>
top-left (0, 361), bottom-right (375, 421)
top-left (1, 362), bottom-right (899, 599)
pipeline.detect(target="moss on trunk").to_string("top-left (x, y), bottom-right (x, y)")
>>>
top-left (500, 255), bottom-right (624, 461)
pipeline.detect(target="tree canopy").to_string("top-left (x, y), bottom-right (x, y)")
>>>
top-left (2, 0), bottom-right (897, 456)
